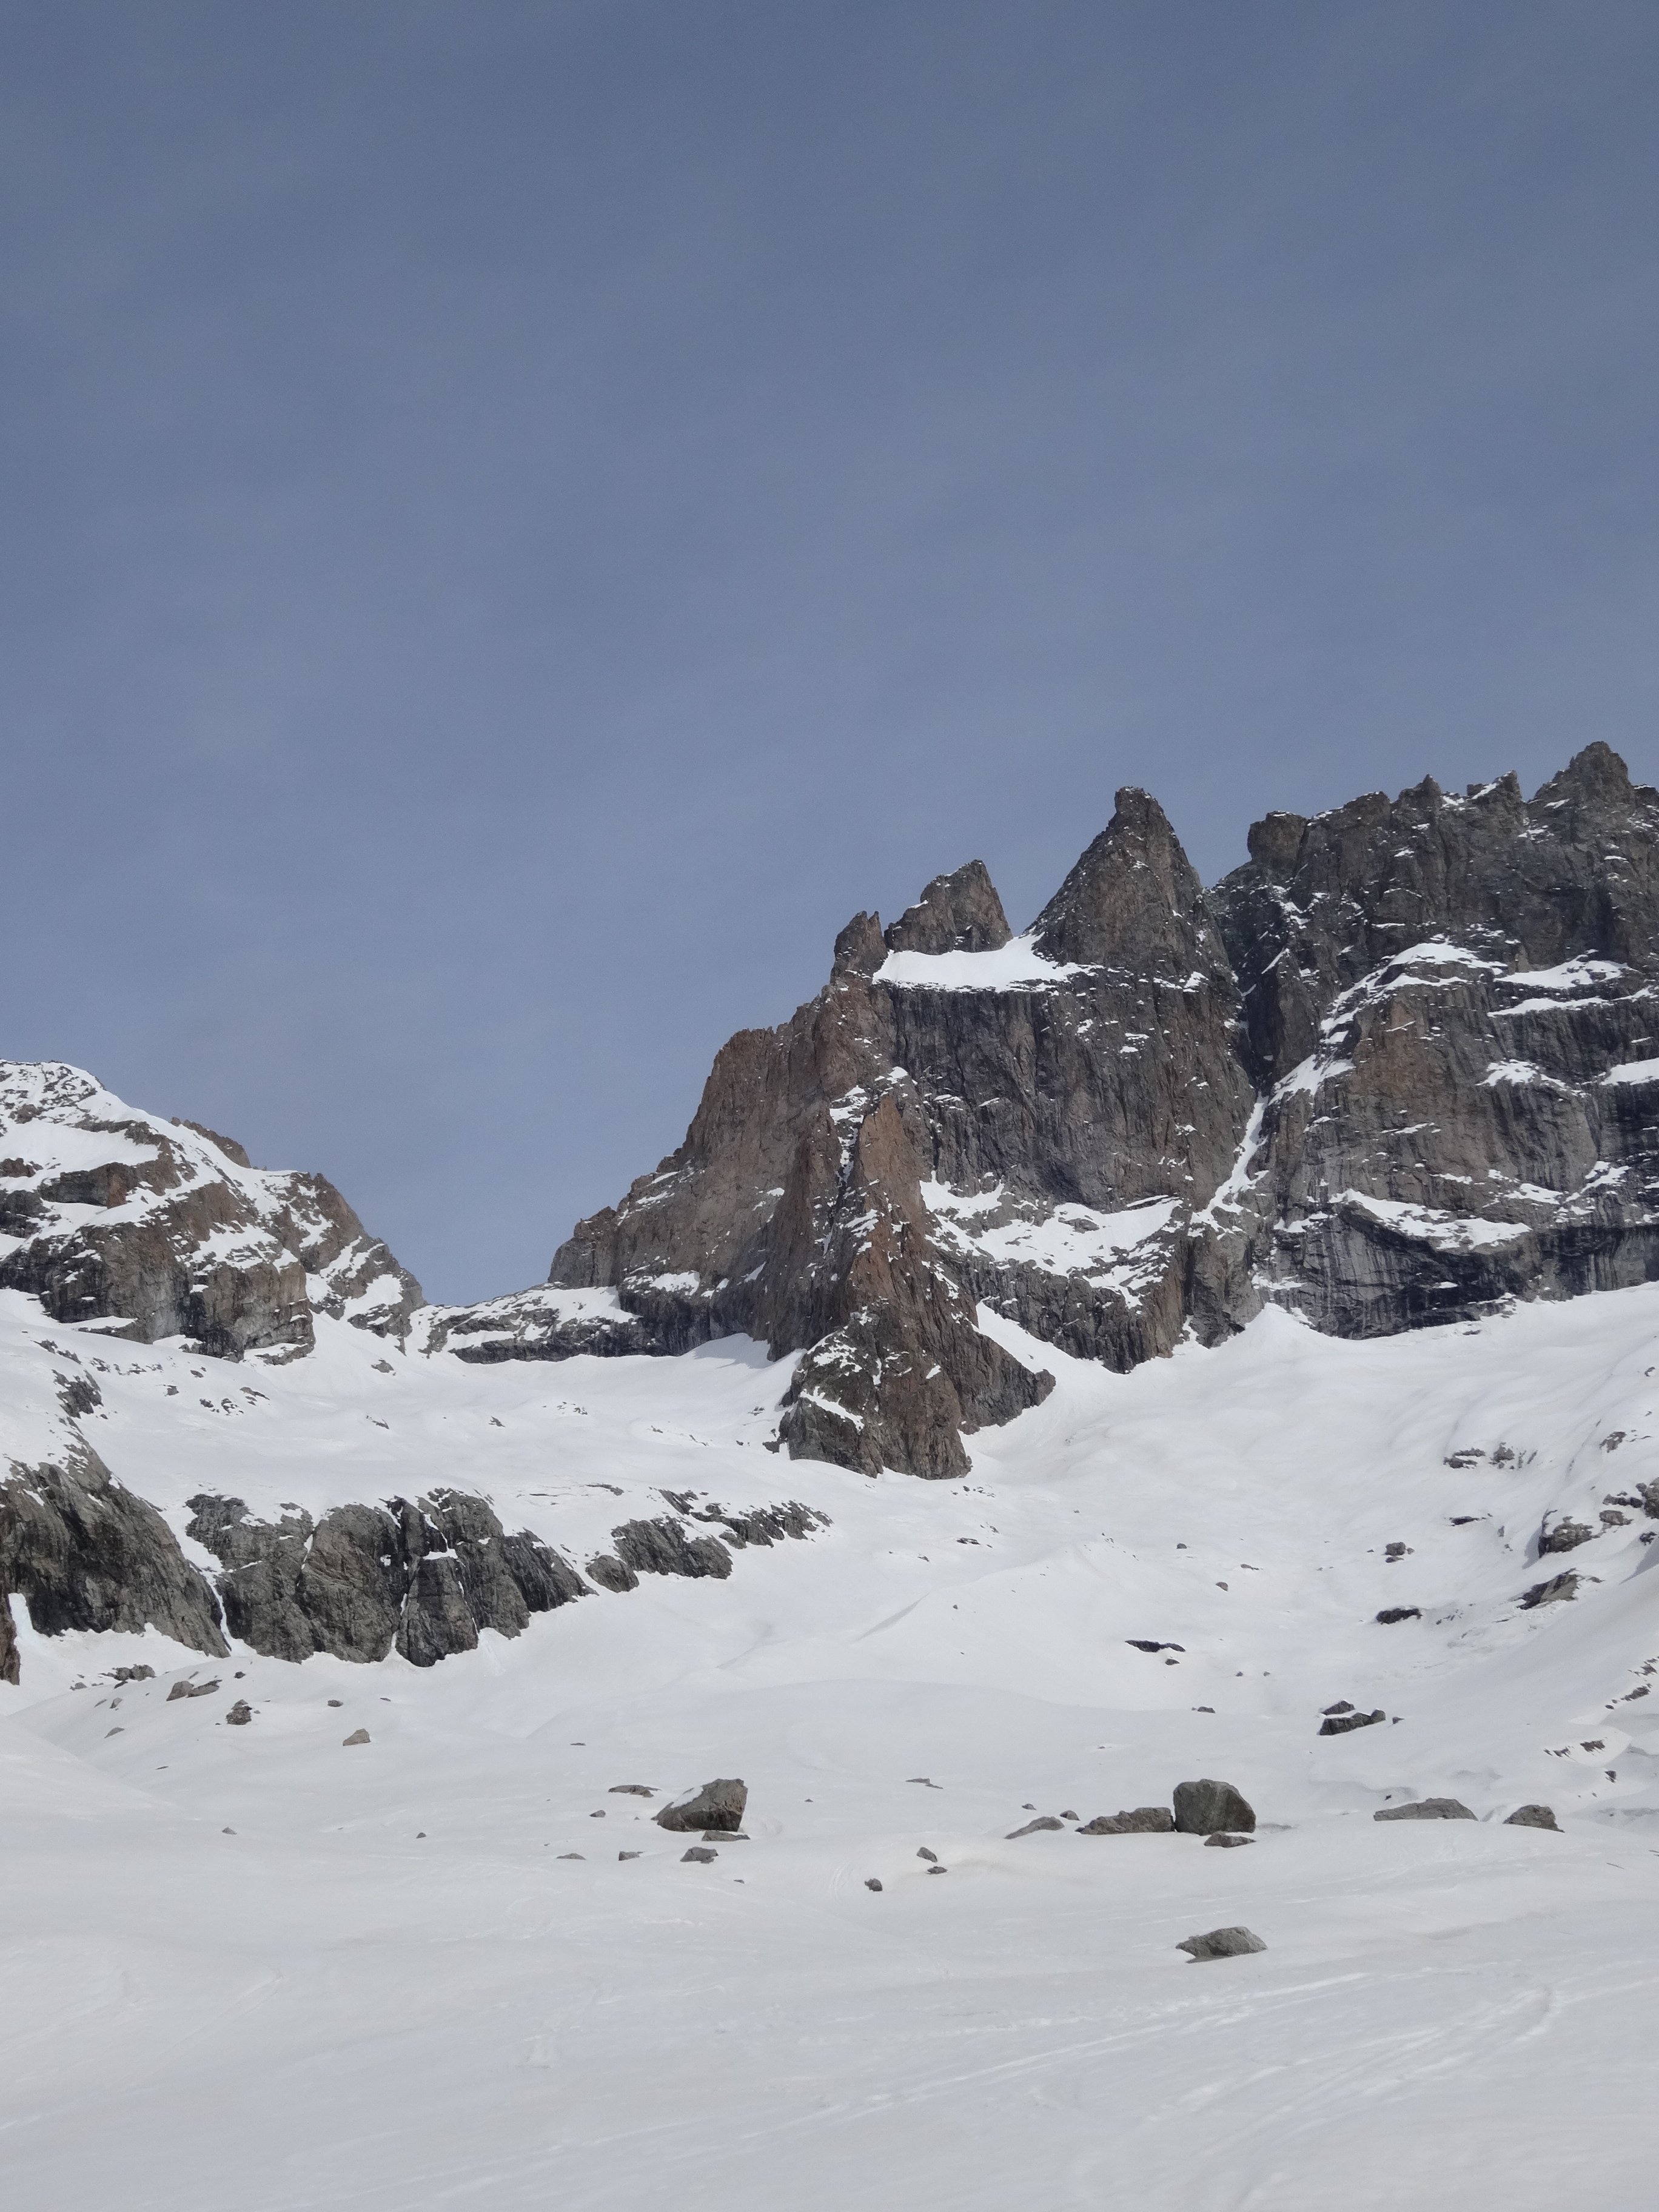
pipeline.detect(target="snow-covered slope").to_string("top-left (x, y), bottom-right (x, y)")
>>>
top-left (7, 1275), bottom-right (1659, 2208)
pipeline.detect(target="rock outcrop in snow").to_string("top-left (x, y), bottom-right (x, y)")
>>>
top-left (0, 1063), bottom-right (423, 1358)
top-left (535, 744), bottom-right (1659, 1477)
top-left (7, 745), bottom-right (1659, 1491)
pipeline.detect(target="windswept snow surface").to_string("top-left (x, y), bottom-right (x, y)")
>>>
top-left (8, 1286), bottom-right (1659, 2207)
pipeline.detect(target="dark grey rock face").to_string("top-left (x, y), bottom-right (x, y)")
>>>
top-left (655, 1778), bottom-right (748, 1833)
top-left (184, 1488), bottom-right (588, 1666)
top-left (1, 1447), bottom-right (226, 1659)
top-left (1374, 1798), bottom-right (1476, 1821)
top-left (1201, 747), bottom-right (1659, 1344)
top-left (0, 1594), bottom-right (18, 1686)
top-left (610, 1517), bottom-right (733, 1581)
top-left (1319, 1709), bottom-right (1386, 1735)
top-left (1173, 1780), bottom-right (1256, 1834)
top-left (1177, 1926), bottom-right (1266, 1961)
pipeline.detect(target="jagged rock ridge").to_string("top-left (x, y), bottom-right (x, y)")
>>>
top-left (5, 745), bottom-right (1658, 1495)
top-left (534, 745), bottom-right (1659, 1475)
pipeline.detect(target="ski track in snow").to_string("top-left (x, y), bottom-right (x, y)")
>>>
top-left (7, 1285), bottom-right (1659, 2207)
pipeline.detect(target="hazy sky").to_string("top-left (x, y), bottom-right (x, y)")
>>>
top-left (5, 1), bottom-right (1658, 1301)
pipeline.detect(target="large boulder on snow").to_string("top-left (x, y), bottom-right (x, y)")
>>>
top-left (1173, 1779), bottom-right (1256, 1834)
top-left (654, 1778), bottom-right (748, 1833)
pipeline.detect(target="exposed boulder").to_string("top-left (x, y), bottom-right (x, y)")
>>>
top-left (1539, 1516), bottom-right (1594, 1555)
top-left (1319, 1709), bottom-right (1386, 1735)
top-left (1078, 1806), bottom-right (1175, 1835)
top-left (1505, 1803), bottom-right (1560, 1830)
top-left (655, 1778), bottom-right (748, 1834)
top-left (1520, 1571), bottom-right (1580, 1609)
top-left (1177, 1926), bottom-right (1266, 1961)
top-left (1374, 1798), bottom-right (1476, 1821)
top-left (1005, 1815), bottom-right (1065, 1837)
top-left (1172, 1780), bottom-right (1256, 1834)
top-left (1203, 1833), bottom-right (1253, 1848)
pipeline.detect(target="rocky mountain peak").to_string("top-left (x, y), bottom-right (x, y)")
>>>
top-left (1030, 785), bottom-right (1228, 981)
top-left (883, 860), bottom-right (1012, 956)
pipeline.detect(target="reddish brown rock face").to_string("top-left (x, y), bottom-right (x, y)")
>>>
top-left (548, 789), bottom-right (1256, 1476)
top-left (540, 746), bottom-right (1659, 1478)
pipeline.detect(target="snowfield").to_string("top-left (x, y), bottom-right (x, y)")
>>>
top-left (7, 1282), bottom-right (1659, 2208)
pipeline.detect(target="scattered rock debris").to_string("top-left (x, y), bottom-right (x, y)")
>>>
top-left (1319, 1708), bottom-right (1386, 1735)
top-left (167, 1677), bottom-right (219, 1701)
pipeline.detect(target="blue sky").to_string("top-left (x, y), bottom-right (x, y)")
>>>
top-left (4, 1), bottom-right (1657, 1299)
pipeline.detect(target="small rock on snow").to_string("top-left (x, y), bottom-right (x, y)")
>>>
top-left (342, 1728), bottom-right (371, 1746)
top-left (1006, 1816), bottom-right (1066, 1838)
top-left (1177, 1926), bottom-right (1266, 1962)
top-left (1204, 1833), bottom-right (1254, 1848)
top-left (1373, 1798), bottom-right (1476, 1821)
top-left (681, 1846), bottom-right (719, 1863)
